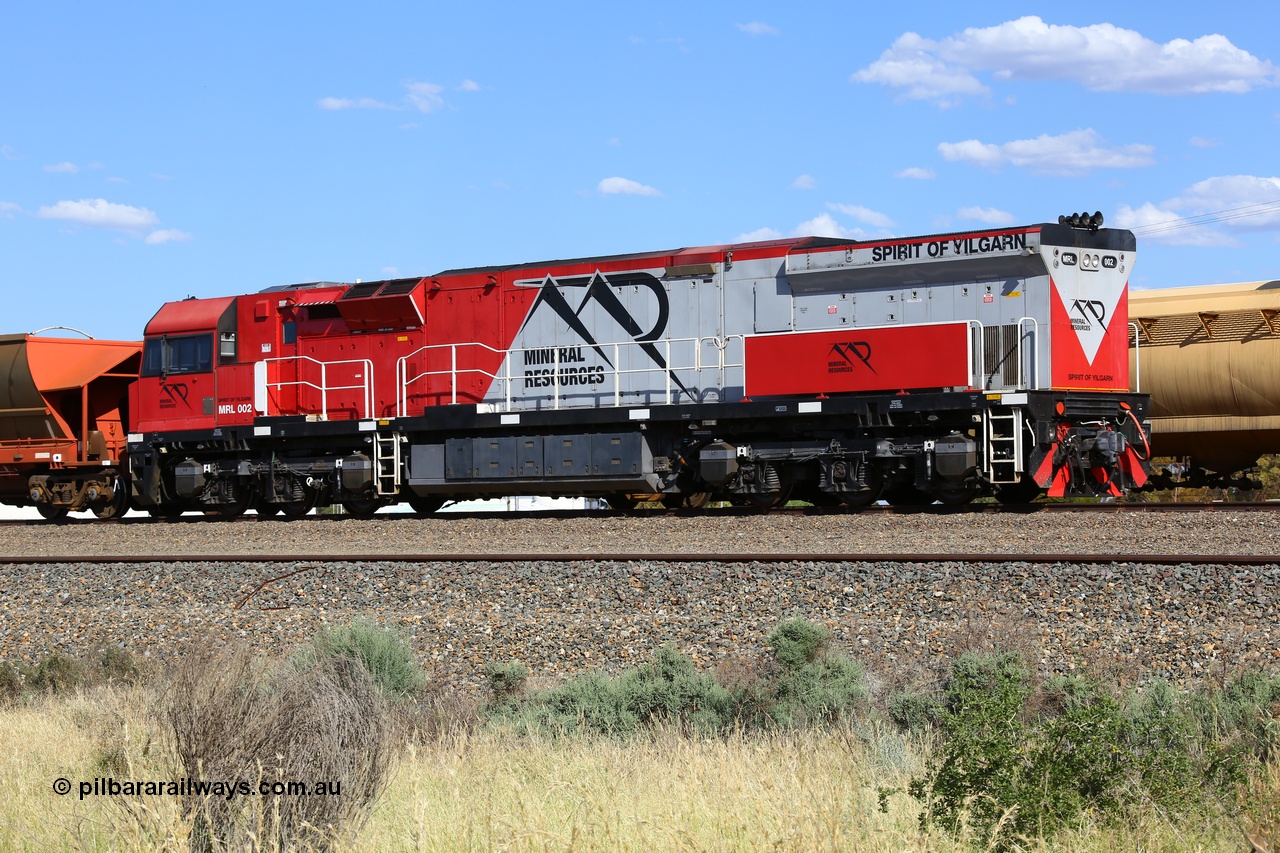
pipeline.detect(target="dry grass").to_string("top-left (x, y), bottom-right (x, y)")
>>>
top-left (0, 686), bottom-right (1266, 851)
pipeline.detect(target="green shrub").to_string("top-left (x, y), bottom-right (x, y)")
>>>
top-left (909, 653), bottom-right (1127, 849)
top-left (1122, 678), bottom-right (1200, 806)
top-left (888, 691), bottom-right (946, 733)
top-left (495, 645), bottom-right (734, 737)
top-left (769, 653), bottom-right (867, 727)
top-left (25, 651), bottom-right (86, 694)
top-left (767, 617), bottom-right (829, 670)
top-left (306, 619), bottom-right (426, 700)
top-left (485, 660), bottom-right (528, 703)
top-left (488, 621), bottom-right (868, 737)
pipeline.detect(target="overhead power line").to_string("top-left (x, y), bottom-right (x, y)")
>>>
top-left (1130, 198), bottom-right (1280, 236)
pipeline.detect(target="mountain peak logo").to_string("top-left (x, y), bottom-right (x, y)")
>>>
top-left (827, 341), bottom-right (875, 375)
top-left (518, 270), bottom-right (690, 396)
top-left (1070, 299), bottom-right (1106, 332)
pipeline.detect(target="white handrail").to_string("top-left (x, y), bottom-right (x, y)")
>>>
top-left (257, 355), bottom-right (375, 419)
top-left (1016, 316), bottom-right (1040, 390)
top-left (395, 335), bottom-right (745, 416)
top-left (1128, 321), bottom-right (1141, 392)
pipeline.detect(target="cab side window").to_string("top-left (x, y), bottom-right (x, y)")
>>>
top-left (141, 334), bottom-right (214, 376)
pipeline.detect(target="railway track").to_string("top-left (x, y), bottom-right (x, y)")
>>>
top-left (2, 548), bottom-right (1275, 688)
top-left (1, 499), bottom-right (1277, 528)
top-left (0, 551), bottom-right (1274, 566)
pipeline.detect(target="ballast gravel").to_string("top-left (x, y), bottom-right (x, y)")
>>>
top-left (0, 510), bottom-right (1276, 690)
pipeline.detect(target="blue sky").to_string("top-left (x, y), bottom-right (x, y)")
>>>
top-left (3, 3), bottom-right (1278, 340)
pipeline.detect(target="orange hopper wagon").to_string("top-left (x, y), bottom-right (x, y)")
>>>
top-left (0, 331), bottom-right (141, 519)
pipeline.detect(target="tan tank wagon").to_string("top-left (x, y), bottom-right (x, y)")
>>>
top-left (1129, 280), bottom-right (1280, 476)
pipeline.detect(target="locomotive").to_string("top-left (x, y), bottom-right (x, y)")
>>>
top-left (1, 214), bottom-right (1152, 519)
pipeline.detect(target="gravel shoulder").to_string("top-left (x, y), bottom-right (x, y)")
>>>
top-left (2, 511), bottom-right (1275, 693)
top-left (0, 509), bottom-right (1274, 558)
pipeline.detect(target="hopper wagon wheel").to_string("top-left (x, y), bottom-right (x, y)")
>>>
top-left (91, 487), bottom-right (131, 520)
top-left (342, 498), bottom-right (387, 519)
top-left (146, 505), bottom-right (185, 520)
top-left (255, 503), bottom-right (282, 518)
top-left (36, 504), bottom-right (70, 521)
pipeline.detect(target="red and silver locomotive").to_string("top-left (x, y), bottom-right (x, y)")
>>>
top-left (125, 213), bottom-right (1152, 515)
top-left (2, 214), bottom-right (1152, 518)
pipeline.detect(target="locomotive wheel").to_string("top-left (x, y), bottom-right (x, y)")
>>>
top-left (342, 498), bottom-right (386, 518)
top-left (278, 493), bottom-right (317, 519)
top-left (407, 496), bottom-right (445, 516)
top-left (743, 482), bottom-right (793, 510)
top-left (254, 503), bottom-right (282, 518)
top-left (837, 467), bottom-right (884, 509)
top-left (932, 483), bottom-right (978, 505)
top-left (204, 489), bottom-right (254, 519)
top-left (661, 491), bottom-right (711, 509)
top-left (606, 493), bottom-right (640, 510)
top-left (884, 486), bottom-right (934, 507)
top-left (147, 505), bottom-right (185, 519)
top-left (36, 504), bottom-right (69, 521)
top-left (995, 475), bottom-right (1042, 505)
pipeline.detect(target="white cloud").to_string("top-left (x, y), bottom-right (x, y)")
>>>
top-left (1113, 202), bottom-right (1235, 247)
top-left (957, 206), bottom-right (1016, 226)
top-left (938, 129), bottom-right (1155, 175)
top-left (1168, 175), bottom-right (1280, 232)
top-left (0, 201), bottom-right (21, 217)
top-left (854, 16), bottom-right (1278, 105)
top-left (458, 79), bottom-right (482, 92)
top-left (737, 226), bottom-right (784, 242)
top-left (39, 198), bottom-right (157, 230)
top-left (319, 80), bottom-right (450, 113)
top-left (895, 166), bottom-right (936, 180)
top-left (737, 21), bottom-right (779, 37)
top-left (405, 81), bottom-right (446, 113)
top-left (597, 177), bottom-right (662, 197)
top-left (144, 228), bottom-right (192, 245)
top-left (318, 96), bottom-right (393, 110)
top-left (44, 162), bottom-right (79, 174)
top-left (741, 206), bottom-right (896, 242)
top-left (1189, 136), bottom-right (1220, 149)
top-left (795, 213), bottom-right (866, 239)
top-left (1116, 175), bottom-right (1280, 246)
top-left (791, 174), bottom-right (816, 190)
top-left (37, 197), bottom-right (190, 245)
top-left (827, 203), bottom-right (894, 229)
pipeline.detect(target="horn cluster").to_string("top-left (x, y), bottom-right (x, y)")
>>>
top-left (1059, 211), bottom-right (1104, 230)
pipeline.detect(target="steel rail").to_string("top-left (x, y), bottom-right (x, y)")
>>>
top-left (0, 552), bottom-right (1274, 566)
top-left (0, 500), bottom-right (1277, 528)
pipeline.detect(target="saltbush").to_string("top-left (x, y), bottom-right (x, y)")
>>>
top-left (909, 653), bottom-right (1128, 849)
top-left (305, 618), bottom-right (425, 700)
top-left (487, 619), bottom-right (868, 737)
